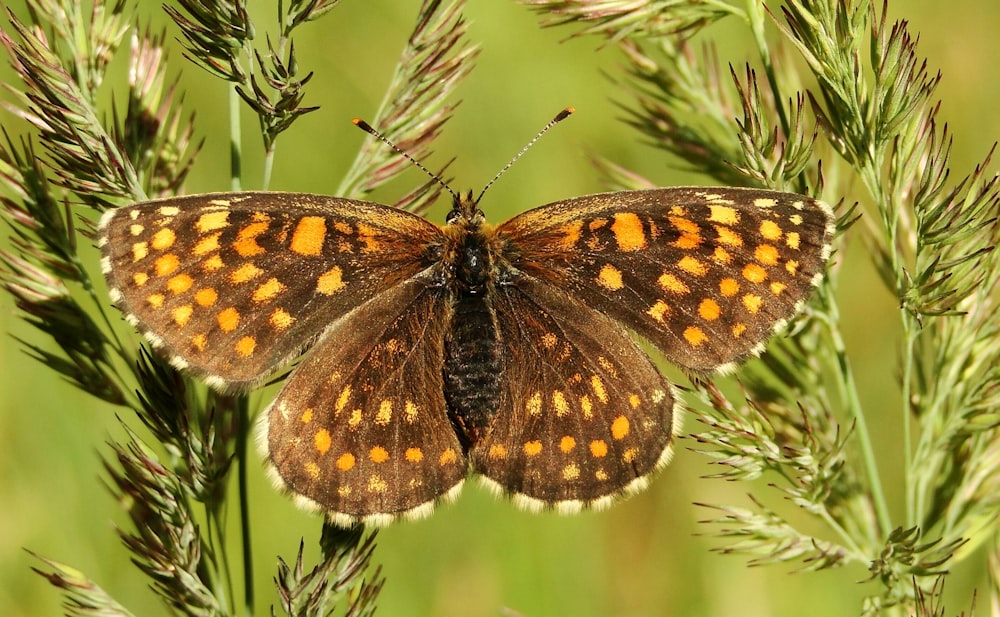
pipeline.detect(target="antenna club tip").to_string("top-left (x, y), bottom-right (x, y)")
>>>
top-left (554, 107), bottom-right (575, 121)
top-left (352, 118), bottom-right (377, 135)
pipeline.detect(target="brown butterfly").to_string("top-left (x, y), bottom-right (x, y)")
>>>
top-left (99, 116), bottom-right (833, 526)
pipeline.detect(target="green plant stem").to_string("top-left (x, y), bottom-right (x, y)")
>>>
top-left (237, 395), bottom-right (254, 617)
top-left (902, 313), bottom-right (917, 527)
top-left (817, 507), bottom-right (866, 561)
top-left (208, 500), bottom-right (233, 615)
top-left (230, 84), bottom-right (243, 191)
top-left (824, 291), bottom-right (893, 543)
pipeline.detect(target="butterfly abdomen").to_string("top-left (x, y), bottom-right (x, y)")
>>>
top-left (443, 293), bottom-right (502, 449)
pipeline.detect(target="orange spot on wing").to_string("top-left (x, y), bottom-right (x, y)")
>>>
top-left (708, 204), bottom-right (739, 225)
top-left (172, 305), bottom-right (193, 326)
top-left (253, 278), bottom-right (286, 303)
top-left (217, 307), bottom-right (240, 332)
top-left (743, 294), bottom-right (763, 313)
top-left (524, 441), bottom-right (543, 456)
top-left (684, 326), bottom-right (708, 346)
top-left (232, 221), bottom-right (268, 257)
top-left (552, 390), bottom-right (569, 418)
top-left (743, 263), bottom-right (767, 283)
top-left (715, 225), bottom-right (743, 247)
top-left (167, 273), bottom-right (193, 294)
top-left (194, 287), bottom-right (218, 307)
top-left (611, 416), bottom-right (630, 440)
top-left (755, 244), bottom-right (779, 265)
top-left (611, 212), bottom-right (646, 251)
top-left (317, 266), bottom-right (345, 295)
top-left (678, 256), bottom-right (708, 276)
top-left (314, 429), bottom-right (332, 454)
top-left (658, 273), bottom-right (689, 295)
top-left (191, 333), bottom-right (207, 351)
top-left (335, 386), bottom-right (352, 414)
top-left (591, 375), bottom-right (608, 404)
top-left (336, 452), bottom-right (356, 471)
top-left (439, 448), bottom-right (457, 465)
top-left (193, 233), bottom-right (220, 255)
top-left (590, 440), bottom-right (608, 457)
top-left (235, 336), bottom-right (256, 357)
top-left (196, 210), bottom-right (230, 233)
top-left (290, 216), bottom-right (327, 256)
top-left (597, 264), bottom-right (624, 290)
top-left (270, 307), bottom-right (294, 330)
top-left (760, 219), bottom-right (783, 240)
top-left (202, 255), bottom-right (224, 272)
top-left (151, 228), bottom-right (175, 251)
top-left (669, 216), bottom-right (702, 249)
top-left (720, 278), bottom-right (740, 296)
top-left (647, 300), bottom-right (670, 322)
top-left (712, 247), bottom-right (732, 264)
top-left (698, 298), bottom-right (721, 321)
top-left (231, 263), bottom-right (262, 283)
top-left (155, 253), bottom-right (179, 276)
top-left (132, 242), bottom-right (148, 262)
top-left (562, 463), bottom-right (581, 480)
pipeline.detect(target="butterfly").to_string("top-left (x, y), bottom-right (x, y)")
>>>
top-left (98, 180), bottom-right (833, 527)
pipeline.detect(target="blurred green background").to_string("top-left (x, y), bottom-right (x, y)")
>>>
top-left (2, 1), bottom-right (999, 616)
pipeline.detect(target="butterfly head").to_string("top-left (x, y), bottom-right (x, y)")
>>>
top-left (446, 189), bottom-right (486, 227)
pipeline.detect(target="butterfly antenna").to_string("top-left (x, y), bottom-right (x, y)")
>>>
top-left (352, 118), bottom-right (460, 202)
top-left (476, 106), bottom-right (575, 205)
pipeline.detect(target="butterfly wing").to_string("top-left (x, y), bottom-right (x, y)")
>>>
top-left (496, 187), bottom-right (834, 372)
top-left (98, 192), bottom-right (442, 389)
top-left (260, 276), bottom-right (468, 526)
top-left (471, 276), bottom-right (679, 509)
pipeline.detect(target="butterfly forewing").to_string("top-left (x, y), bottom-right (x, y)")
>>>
top-left (498, 187), bottom-right (834, 372)
top-left (262, 277), bottom-right (467, 526)
top-left (99, 192), bottom-right (441, 388)
top-left (474, 277), bottom-right (679, 510)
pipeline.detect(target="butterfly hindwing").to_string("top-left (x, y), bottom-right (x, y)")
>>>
top-left (497, 187), bottom-right (834, 372)
top-left (261, 276), bottom-right (468, 526)
top-left (471, 275), bottom-right (680, 510)
top-left (98, 192), bottom-right (441, 388)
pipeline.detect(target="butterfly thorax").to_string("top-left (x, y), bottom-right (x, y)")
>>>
top-left (439, 193), bottom-right (509, 449)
